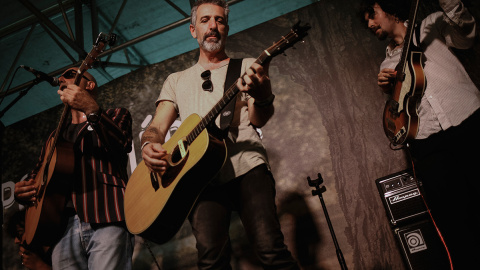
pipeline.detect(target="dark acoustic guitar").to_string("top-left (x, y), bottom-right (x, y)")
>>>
top-left (124, 21), bottom-right (311, 244)
top-left (23, 33), bottom-right (116, 246)
top-left (383, 0), bottom-right (426, 145)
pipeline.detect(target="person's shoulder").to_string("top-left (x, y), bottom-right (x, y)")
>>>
top-left (422, 11), bottom-right (443, 26)
top-left (170, 64), bottom-right (199, 78)
top-left (162, 64), bottom-right (198, 87)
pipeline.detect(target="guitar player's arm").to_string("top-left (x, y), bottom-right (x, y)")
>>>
top-left (141, 100), bottom-right (178, 173)
top-left (60, 82), bottom-right (133, 156)
top-left (377, 68), bottom-right (396, 94)
top-left (237, 62), bottom-right (275, 128)
top-left (438, 0), bottom-right (476, 49)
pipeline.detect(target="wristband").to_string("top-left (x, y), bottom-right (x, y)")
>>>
top-left (141, 141), bottom-right (151, 151)
top-left (253, 94), bottom-right (275, 108)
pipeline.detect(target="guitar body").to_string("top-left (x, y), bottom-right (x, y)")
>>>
top-left (124, 113), bottom-right (227, 244)
top-left (24, 139), bottom-right (74, 246)
top-left (383, 49), bottom-right (426, 145)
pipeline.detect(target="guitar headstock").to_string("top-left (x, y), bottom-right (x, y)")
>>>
top-left (74, 32), bottom-right (117, 85)
top-left (262, 21), bottom-right (311, 62)
top-left (96, 32), bottom-right (117, 47)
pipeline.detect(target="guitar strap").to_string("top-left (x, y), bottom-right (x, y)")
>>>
top-left (219, 58), bottom-right (243, 132)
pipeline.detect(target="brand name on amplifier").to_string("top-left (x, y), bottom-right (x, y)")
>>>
top-left (388, 189), bottom-right (420, 204)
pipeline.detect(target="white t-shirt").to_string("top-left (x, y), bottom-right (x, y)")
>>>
top-left (157, 58), bottom-right (269, 184)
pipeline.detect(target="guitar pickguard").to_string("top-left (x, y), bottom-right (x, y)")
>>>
top-left (396, 68), bottom-right (412, 114)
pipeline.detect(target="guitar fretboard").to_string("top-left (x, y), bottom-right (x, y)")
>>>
top-left (398, 0), bottom-right (421, 75)
top-left (183, 25), bottom-right (308, 144)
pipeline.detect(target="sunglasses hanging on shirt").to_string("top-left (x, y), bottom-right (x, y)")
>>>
top-left (201, 70), bottom-right (213, 92)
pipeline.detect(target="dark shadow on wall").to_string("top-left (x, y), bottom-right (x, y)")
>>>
top-left (278, 192), bottom-right (321, 270)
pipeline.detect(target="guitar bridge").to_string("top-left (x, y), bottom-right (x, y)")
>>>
top-left (394, 127), bottom-right (406, 143)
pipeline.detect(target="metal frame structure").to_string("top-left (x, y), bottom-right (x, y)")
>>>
top-left (0, 0), bottom-right (244, 99)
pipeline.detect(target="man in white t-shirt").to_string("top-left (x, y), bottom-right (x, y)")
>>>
top-left (141, 0), bottom-right (298, 269)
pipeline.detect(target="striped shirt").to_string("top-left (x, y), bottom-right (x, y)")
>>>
top-left (27, 108), bottom-right (133, 224)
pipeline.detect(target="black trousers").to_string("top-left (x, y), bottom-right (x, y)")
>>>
top-left (409, 109), bottom-right (480, 270)
top-left (188, 164), bottom-right (299, 270)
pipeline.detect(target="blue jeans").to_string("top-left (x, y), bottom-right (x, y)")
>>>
top-left (51, 214), bottom-right (134, 270)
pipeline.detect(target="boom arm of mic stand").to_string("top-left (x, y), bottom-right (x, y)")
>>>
top-left (308, 173), bottom-right (348, 270)
top-left (0, 79), bottom-right (40, 119)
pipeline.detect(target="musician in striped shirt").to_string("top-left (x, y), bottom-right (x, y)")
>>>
top-left (14, 68), bottom-right (134, 270)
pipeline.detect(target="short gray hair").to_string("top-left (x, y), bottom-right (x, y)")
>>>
top-left (190, 0), bottom-right (229, 26)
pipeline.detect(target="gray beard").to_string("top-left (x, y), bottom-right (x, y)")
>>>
top-left (199, 39), bottom-right (223, 52)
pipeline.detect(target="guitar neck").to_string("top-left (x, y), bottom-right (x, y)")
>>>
top-left (183, 21), bottom-right (310, 144)
top-left (44, 104), bottom-right (70, 165)
top-left (185, 57), bottom-right (267, 144)
top-left (398, 0), bottom-right (421, 73)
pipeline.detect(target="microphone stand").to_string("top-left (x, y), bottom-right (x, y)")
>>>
top-left (307, 173), bottom-right (348, 270)
top-left (0, 79), bottom-right (39, 118)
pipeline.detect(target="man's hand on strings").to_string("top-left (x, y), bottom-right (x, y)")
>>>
top-left (237, 63), bottom-right (272, 101)
top-left (378, 68), bottom-right (396, 93)
top-left (142, 143), bottom-right (169, 174)
top-left (14, 179), bottom-right (37, 203)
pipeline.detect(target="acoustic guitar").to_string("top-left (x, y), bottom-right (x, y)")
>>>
top-left (124, 21), bottom-right (311, 244)
top-left (383, 0), bottom-right (426, 145)
top-left (23, 33), bottom-right (116, 246)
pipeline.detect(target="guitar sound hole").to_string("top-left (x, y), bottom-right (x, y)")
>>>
top-left (162, 140), bottom-right (189, 188)
top-left (171, 148), bottom-right (181, 164)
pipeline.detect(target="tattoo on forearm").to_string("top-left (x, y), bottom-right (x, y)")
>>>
top-left (141, 127), bottom-right (157, 144)
top-left (141, 126), bottom-right (166, 144)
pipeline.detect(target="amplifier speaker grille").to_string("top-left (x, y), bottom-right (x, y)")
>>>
top-left (394, 220), bottom-right (450, 270)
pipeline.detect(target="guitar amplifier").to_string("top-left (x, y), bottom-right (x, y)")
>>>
top-left (375, 170), bottom-right (428, 226)
top-left (394, 219), bottom-right (450, 270)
